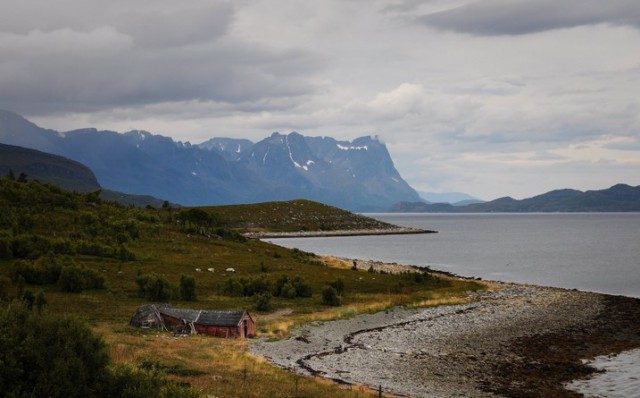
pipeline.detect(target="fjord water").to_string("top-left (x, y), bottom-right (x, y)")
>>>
top-left (269, 213), bottom-right (640, 298)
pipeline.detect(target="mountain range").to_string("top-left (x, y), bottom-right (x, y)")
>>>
top-left (390, 184), bottom-right (640, 212)
top-left (0, 110), bottom-right (420, 211)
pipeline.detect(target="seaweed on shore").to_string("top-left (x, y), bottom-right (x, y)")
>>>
top-left (483, 295), bottom-right (640, 397)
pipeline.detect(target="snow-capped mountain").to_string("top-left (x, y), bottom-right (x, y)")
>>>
top-left (0, 110), bottom-right (420, 210)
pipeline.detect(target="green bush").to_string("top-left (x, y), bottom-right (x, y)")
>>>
top-left (328, 278), bottom-right (345, 295)
top-left (58, 265), bottom-right (105, 293)
top-left (11, 234), bottom-right (52, 259)
top-left (10, 259), bottom-right (44, 284)
top-left (273, 275), bottom-right (312, 298)
top-left (136, 274), bottom-right (173, 301)
top-left (222, 276), bottom-right (271, 297)
top-left (321, 286), bottom-right (341, 306)
top-left (0, 276), bottom-right (11, 301)
top-left (293, 276), bottom-right (313, 297)
top-left (222, 278), bottom-right (245, 297)
top-left (0, 305), bottom-right (196, 398)
top-left (280, 282), bottom-right (297, 299)
top-left (254, 292), bottom-right (273, 312)
top-left (0, 305), bottom-right (109, 398)
top-left (179, 275), bottom-right (197, 301)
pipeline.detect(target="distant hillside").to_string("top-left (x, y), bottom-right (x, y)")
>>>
top-left (209, 199), bottom-right (397, 232)
top-left (0, 142), bottom-right (100, 192)
top-left (0, 110), bottom-right (420, 211)
top-left (0, 142), bottom-right (170, 208)
top-left (418, 191), bottom-right (483, 205)
top-left (390, 184), bottom-right (640, 212)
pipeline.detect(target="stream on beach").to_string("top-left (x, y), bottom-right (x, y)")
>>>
top-left (267, 212), bottom-right (640, 397)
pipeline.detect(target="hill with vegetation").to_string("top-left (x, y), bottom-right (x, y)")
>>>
top-left (0, 175), bottom-right (480, 398)
top-left (0, 142), bottom-right (173, 208)
top-left (0, 142), bottom-right (101, 192)
top-left (209, 199), bottom-right (396, 232)
top-left (390, 184), bottom-right (640, 212)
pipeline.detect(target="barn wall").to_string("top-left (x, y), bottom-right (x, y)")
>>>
top-left (158, 311), bottom-right (255, 338)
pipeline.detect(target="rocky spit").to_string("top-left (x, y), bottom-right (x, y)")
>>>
top-left (250, 277), bottom-right (640, 397)
top-left (245, 227), bottom-right (433, 239)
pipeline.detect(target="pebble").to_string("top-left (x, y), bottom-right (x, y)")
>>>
top-left (250, 283), bottom-right (604, 397)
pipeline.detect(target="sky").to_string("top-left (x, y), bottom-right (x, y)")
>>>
top-left (1, 0), bottom-right (640, 200)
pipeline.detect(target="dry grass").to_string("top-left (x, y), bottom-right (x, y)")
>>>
top-left (94, 322), bottom-right (383, 398)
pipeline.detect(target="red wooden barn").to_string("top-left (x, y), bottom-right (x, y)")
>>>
top-left (130, 305), bottom-right (255, 338)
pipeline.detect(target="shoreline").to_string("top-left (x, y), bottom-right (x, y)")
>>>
top-left (250, 259), bottom-right (640, 397)
top-left (244, 227), bottom-right (435, 239)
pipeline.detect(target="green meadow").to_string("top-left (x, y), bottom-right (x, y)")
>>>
top-left (0, 176), bottom-right (483, 397)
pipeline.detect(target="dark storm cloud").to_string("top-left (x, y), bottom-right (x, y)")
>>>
top-left (419, 0), bottom-right (640, 36)
top-left (0, 1), bottom-right (322, 115)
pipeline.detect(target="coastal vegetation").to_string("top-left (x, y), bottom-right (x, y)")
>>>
top-left (0, 174), bottom-right (482, 397)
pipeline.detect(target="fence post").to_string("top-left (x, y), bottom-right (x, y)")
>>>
top-left (378, 384), bottom-right (382, 398)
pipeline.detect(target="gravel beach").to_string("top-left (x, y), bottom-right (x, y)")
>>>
top-left (250, 266), bottom-right (640, 397)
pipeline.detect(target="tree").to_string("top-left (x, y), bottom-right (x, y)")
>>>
top-left (254, 292), bottom-right (273, 312)
top-left (321, 286), bottom-right (341, 306)
top-left (179, 275), bottom-right (197, 301)
top-left (0, 306), bottom-right (197, 398)
top-left (0, 305), bottom-right (109, 398)
top-left (35, 291), bottom-right (47, 313)
top-left (328, 278), bottom-right (345, 295)
top-left (22, 290), bottom-right (35, 310)
top-left (136, 273), bottom-right (173, 301)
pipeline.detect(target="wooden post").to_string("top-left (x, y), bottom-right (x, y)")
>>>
top-left (378, 384), bottom-right (382, 398)
top-left (295, 377), bottom-right (299, 398)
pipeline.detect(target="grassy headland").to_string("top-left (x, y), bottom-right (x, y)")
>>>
top-left (0, 176), bottom-right (482, 397)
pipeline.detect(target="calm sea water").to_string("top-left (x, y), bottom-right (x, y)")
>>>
top-left (268, 213), bottom-right (640, 298)
top-left (269, 213), bottom-right (640, 394)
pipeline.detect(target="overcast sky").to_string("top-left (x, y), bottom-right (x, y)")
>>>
top-left (1, 0), bottom-right (640, 200)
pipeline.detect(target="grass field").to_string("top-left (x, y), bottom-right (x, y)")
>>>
top-left (0, 178), bottom-right (484, 397)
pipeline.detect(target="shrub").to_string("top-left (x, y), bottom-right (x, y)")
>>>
top-left (280, 282), bottom-right (297, 299)
top-left (11, 234), bottom-right (52, 259)
top-left (58, 265), bottom-right (105, 293)
top-left (222, 276), bottom-right (271, 297)
top-left (0, 235), bottom-right (11, 259)
top-left (0, 305), bottom-right (109, 398)
top-left (179, 275), bottom-right (197, 301)
top-left (0, 306), bottom-right (197, 398)
top-left (321, 286), bottom-right (341, 306)
top-left (118, 245), bottom-right (136, 261)
top-left (10, 259), bottom-right (44, 284)
top-left (254, 292), bottom-right (273, 312)
top-left (222, 278), bottom-right (245, 297)
top-left (328, 278), bottom-right (345, 295)
top-left (292, 276), bottom-right (313, 298)
top-left (136, 274), bottom-right (173, 301)
top-left (273, 275), bottom-right (312, 298)
top-left (0, 276), bottom-right (11, 301)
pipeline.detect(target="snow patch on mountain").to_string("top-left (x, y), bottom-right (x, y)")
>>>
top-left (337, 144), bottom-right (368, 151)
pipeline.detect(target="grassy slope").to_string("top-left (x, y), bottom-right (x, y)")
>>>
top-left (0, 180), bottom-right (482, 397)
top-left (208, 199), bottom-right (395, 232)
